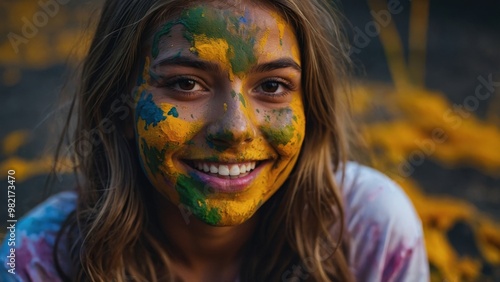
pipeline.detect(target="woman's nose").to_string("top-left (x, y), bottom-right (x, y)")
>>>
top-left (206, 93), bottom-right (256, 150)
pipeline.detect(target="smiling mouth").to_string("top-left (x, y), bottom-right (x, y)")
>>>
top-left (186, 161), bottom-right (260, 178)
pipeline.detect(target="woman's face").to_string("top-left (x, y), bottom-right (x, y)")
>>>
top-left (132, 2), bottom-right (305, 226)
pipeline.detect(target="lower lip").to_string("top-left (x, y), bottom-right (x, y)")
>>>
top-left (185, 162), bottom-right (266, 193)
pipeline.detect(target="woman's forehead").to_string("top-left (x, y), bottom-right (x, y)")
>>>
top-left (149, 2), bottom-right (300, 74)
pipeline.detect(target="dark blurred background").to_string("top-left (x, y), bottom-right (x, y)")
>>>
top-left (1, 0), bottom-right (499, 280)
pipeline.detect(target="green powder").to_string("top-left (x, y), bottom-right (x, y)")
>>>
top-left (260, 124), bottom-right (295, 146)
top-left (152, 6), bottom-right (257, 74)
top-left (176, 174), bottom-right (221, 225)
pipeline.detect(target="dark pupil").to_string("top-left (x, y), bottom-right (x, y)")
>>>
top-left (262, 82), bottom-right (279, 92)
top-left (179, 79), bottom-right (195, 90)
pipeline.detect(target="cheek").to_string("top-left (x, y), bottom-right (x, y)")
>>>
top-left (258, 97), bottom-right (305, 157)
top-left (135, 98), bottom-right (202, 178)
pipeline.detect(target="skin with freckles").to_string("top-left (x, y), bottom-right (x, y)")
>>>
top-left (133, 3), bottom-right (305, 226)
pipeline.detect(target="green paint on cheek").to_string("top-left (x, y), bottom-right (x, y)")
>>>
top-left (167, 107), bottom-right (179, 118)
top-left (237, 93), bottom-right (246, 108)
top-left (261, 125), bottom-right (295, 146)
top-left (256, 109), bottom-right (260, 113)
top-left (292, 115), bottom-right (298, 123)
top-left (176, 174), bottom-right (221, 225)
top-left (140, 138), bottom-right (165, 176)
top-left (231, 90), bottom-right (237, 98)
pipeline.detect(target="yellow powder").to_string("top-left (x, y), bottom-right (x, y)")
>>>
top-left (257, 28), bottom-right (270, 55)
top-left (192, 34), bottom-right (234, 80)
top-left (2, 130), bottom-right (30, 155)
top-left (270, 11), bottom-right (286, 47)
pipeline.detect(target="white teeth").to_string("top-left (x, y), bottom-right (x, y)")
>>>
top-left (210, 164), bottom-right (218, 173)
top-left (229, 165), bottom-right (240, 176)
top-left (219, 165), bottom-right (229, 176)
top-left (192, 161), bottom-right (257, 177)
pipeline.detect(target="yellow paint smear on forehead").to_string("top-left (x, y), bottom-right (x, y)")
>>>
top-left (257, 28), bottom-right (270, 54)
top-left (191, 34), bottom-right (234, 80)
top-left (270, 11), bottom-right (286, 46)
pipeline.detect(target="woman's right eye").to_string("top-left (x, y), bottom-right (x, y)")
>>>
top-left (167, 78), bottom-right (206, 92)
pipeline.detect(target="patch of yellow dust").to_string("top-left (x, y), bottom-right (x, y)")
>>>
top-left (425, 228), bottom-right (460, 282)
top-left (157, 105), bottom-right (202, 144)
top-left (458, 257), bottom-right (482, 281)
top-left (256, 28), bottom-right (270, 57)
top-left (2, 130), bottom-right (31, 155)
top-left (205, 189), bottom-right (263, 225)
top-left (8, 2), bottom-right (38, 27)
top-left (2, 68), bottom-right (21, 86)
top-left (223, 103), bottom-right (228, 112)
top-left (395, 180), bottom-right (475, 230)
top-left (477, 218), bottom-right (500, 264)
top-left (192, 34), bottom-right (233, 80)
top-left (55, 29), bottom-right (92, 65)
top-left (0, 42), bottom-right (20, 65)
top-left (390, 178), bottom-right (497, 281)
top-left (270, 11), bottom-right (286, 47)
top-left (358, 82), bottom-right (500, 177)
top-left (25, 36), bottom-right (52, 68)
top-left (0, 155), bottom-right (72, 182)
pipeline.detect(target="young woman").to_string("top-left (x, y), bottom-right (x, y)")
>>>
top-left (1, 0), bottom-right (429, 281)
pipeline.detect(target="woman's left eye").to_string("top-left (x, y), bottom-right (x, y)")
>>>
top-left (254, 79), bottom-right (292, 96)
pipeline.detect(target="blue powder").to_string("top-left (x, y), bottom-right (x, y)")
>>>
top-left (167, 107), bottom-right (179, 118)
top-left (135, 91), bottom-right (166, 130)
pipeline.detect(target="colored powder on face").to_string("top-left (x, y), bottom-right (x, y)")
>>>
top-left (237, 92), bottom-right (246, 108)
top-left (223, 103), bottom-right (228, 112)
top-left (152, 21), bottom-right (181, 58)
top-left (135, 91), bottom-right (166, 130)
top-left (141, 138), bottom-right (166, 176)
top-left (191, 34), bottom-right (233, 79)
top-left (136, 58), bottom-right (146, 86)
top-left (260, 124), bottom-right (295, 146)
top-left (152, 6), bottom-right (258, 75)
top-left (271, 11), bottom-right (286, 46)
top-left (176, 174), bottom-right (222, 225)
top-left (167, 107), bottom-right (179, 118)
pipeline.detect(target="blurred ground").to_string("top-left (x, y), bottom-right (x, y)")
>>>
top-left (0, 0), bottom-right (499, 281)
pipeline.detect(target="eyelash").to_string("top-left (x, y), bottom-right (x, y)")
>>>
top-left (154, 75), bottom-right (295, 99)
top-left (161, 76), bottom-right (208, 95)
top-left (253, 77), bottom-right (295, 97)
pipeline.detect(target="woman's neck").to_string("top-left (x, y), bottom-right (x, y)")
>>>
top-left (154, 196), bottom-right (258, 281)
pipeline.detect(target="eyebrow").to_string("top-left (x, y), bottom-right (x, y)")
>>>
top-left (152, 56), bottom-right (221, 73)
top-left (250, 58), bottom-right (301, 73)
top-left (152, 56), bottom-right (301, 73)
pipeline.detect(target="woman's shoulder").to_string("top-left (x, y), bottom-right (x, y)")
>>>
top-left (0, 191), bottom-right (77, 281)
top-left (335, 162), bottom-right (429, 282)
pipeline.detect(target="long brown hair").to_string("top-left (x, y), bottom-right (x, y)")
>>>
top-left (54, 0), bottom-right (355, 281)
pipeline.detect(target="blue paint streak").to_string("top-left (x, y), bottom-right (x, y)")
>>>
top-left (167, 107), bottom-right (179, 118)
top-left (135, 91), bottom-right (166, 130)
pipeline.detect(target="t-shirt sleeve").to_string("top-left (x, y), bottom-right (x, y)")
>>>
top-left (337, 162), bottom-right (429, 282)
top-left (0, 191), bottom-right (77, 282)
